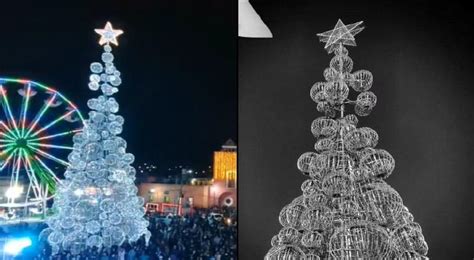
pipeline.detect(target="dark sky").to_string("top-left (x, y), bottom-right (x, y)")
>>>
top-left (0, 1), bottom-right (236, 172)
top-left (239, 0), bottom-right (474, 259)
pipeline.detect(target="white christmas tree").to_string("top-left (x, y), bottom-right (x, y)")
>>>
top-left (265, 20), bottom-right (428, 259)
top-left (41, 22), bottom-right (151, 255)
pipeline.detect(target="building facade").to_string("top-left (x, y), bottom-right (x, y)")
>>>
top-left (139, 139), bottom-right (237, 214)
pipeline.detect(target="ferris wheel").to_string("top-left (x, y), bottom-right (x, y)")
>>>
top-left (0, 77), bottom-right (84, 212)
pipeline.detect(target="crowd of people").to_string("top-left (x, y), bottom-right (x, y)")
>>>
top-left (1, 207), bottom-right (237, 260)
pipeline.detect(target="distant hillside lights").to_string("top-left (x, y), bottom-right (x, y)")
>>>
top-left (137, 163), bottom-right (157, 174)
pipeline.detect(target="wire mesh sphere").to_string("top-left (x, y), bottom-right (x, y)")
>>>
top-left (297, 152), bottom-right (319, 175)
top-left (271, 235), bottom-right (282, 247)
top-left (356, 147), bottom-right (376, 160)
top-left (313, 92), bottom-right (328, 104)
top-left (395, 250), bottom-right (429, 260)
top-left (311, 117), bottom-right (339, 137)
top-left (335, 196), bottom-right (362, 218)
top-left (343, 127), bottom-right (379, 152)
top-left (393, 206), bottom-right (415, 227)
top-left (342, 73), bottom-right (355, 86)
top-left (337, 114), bottom-right (358, 129)
top-left (324, 81), bottom-right (349, 105)
top-left (391, 223), bottom-right (428, 256)
top-left (265, 245), bottom-right (306, 260)
top-left (301, 230), bottom-right (324, 248)
top-left (314, 137), bottom-right (335, 153)
top-left (324, 67), bottom-right (340, 82)
top-left (357, 182), bottom-right (404, 225)
top-left (354, 103), bottom-right (372, 117)
top-left (330, 55), bottom-right (354, 73)
top-left (353, 177), bottom-right (386, 192)
top-left (310, 82), bottom-right (327, 103)
top-left (305, 253), bottom-right (321, 260)
top-left (303, 192), bottom-right (328, 208)
top-left (279, 203), bottom-right (293, 227)
top-left (344, 114), bottom-right (359, 126)
top-left (321, 171), bottom-right (352, 197)
top-left (396, 206), bottom-right (414, 226)
top-left (316, 102), bottom-right (337, 118)
top-left (328, 201), bottom-right (364, 231)
top-left (328, 223), bottom-right (391, 259)
top-left (357, 91), bottom-right (377, 108)
top-left (316, 101), bottom-right (328, 113)
top-left (284, 203), bottom-right (307, 229)
top-left (350, 167), bottom-right (372, 182)
top-left (359, 149), bottom-right (395, 179)
top-left (338, 120), bottom-right (357, 139)
top-left (331, 139), bottom-right (346, 154)
top-left (314, 151), bottom-right (354, 175)
top-left (350, 70), bottom-right (373, 92)
top-left (292, 195), bottom-right (305, 205)
top-left (301, 179), bottom-right (323, 197)
top-left (278, 227), bottom-right (303, 244)
top-left (301, 205), bottom-right (331, 231)
top-left (355, 91), bottom-right (377, 116)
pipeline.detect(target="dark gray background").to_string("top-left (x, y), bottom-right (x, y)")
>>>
top-left (238, 0), bottom-right (474, 259)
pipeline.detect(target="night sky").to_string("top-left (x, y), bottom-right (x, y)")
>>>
top-left (239, 0), bottom-right (474, 259)
top-left (0, 1), bottom-right (237, 173)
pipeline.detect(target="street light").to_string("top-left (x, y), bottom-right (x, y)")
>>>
top-left (5, 186), bottom-right (23, 199)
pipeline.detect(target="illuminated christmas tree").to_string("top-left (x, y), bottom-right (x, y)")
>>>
top-left (41, 22), bottom-right (150, 255)
top-left (265, 20), bottom-right (428, 259)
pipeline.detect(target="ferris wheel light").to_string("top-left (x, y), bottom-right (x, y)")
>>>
top-left (0, 78), bottom-right (85, 210)
top-left (5, 186), bottom-right (23, 199)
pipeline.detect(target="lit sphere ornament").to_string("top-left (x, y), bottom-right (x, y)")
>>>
top-left (330, 55), bottom-right (353, 73)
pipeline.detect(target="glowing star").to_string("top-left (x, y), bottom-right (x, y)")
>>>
top-left (94, 22), bottom-right (124, 46)
top-left (317, 19), bottom-right (364, 53)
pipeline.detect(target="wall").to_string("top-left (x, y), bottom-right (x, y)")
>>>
top-left (139, 183), bottom-right (211, 209)
top-left (139, 181), bottom-right (238, 209)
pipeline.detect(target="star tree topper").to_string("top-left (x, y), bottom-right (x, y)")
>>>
top-left (317, 19), bottom-right (364, 53)
top-left (95, 21), bottom-right (124, 46)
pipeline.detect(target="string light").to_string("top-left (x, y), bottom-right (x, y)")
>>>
top-left (213, 151), bottom-right (237, 181)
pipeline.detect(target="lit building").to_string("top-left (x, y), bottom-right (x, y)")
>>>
top-left (211, 139), bottom-right (237, 207)
top-left (138, 139), bottom-right (237, 215)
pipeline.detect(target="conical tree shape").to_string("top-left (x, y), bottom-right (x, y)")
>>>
top-left (265, 20), bottom-right (428, 260)
top-left (41, 22), bottom-right (151, 255)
